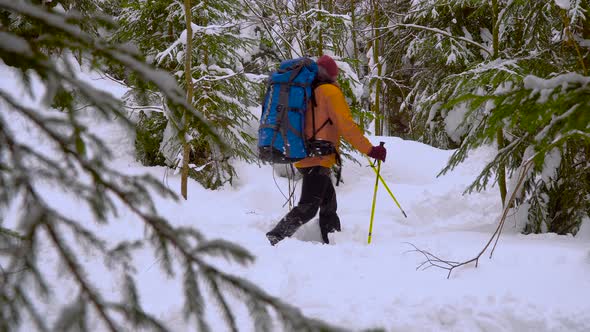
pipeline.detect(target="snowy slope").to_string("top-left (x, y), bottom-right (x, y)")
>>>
top-left (3, 65), bottom-right (590, 332)
top-left (100, 117), bottom-right (590, 331)
top-left (156, 137), bottom-right (590, 332)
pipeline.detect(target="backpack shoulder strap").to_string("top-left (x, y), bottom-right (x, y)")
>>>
top-left (310, 82), bottom-right (334, 140)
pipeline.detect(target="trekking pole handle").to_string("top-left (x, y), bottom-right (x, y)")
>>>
top-left (369, 142), bottom-right (386, 167)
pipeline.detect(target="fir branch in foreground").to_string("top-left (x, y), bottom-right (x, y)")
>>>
top-left (0, 1), bottom-right (342, 331)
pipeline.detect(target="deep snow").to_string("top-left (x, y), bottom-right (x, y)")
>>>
top-left (120, 135), bottom-right (590, 332)
top-left (3, 63), bottom-right (590, 332)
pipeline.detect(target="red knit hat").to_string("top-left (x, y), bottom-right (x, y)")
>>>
top-left (317, 55), bottom-right (339, 78)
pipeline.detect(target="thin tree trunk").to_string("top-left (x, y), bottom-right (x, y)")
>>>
top-left (318, 0), bottom-right (324, 55)
top-left (203, 0), bottom-right (210, 67)
top-left (492, 0), bottom-right (507, 205)
top-left (327, 0), bottom-right (341, 56)
top-left (492, 0), bottom-right (499, 59)
top-left (350, 0), bottom-right (360, 73)
top-left (301, 0), bottom-right (312, 53)
top-left (371, 0), bottom-right (383, 135)
top-left (350, 0), bottom-right (365, 129)
top-left (181, 0), bottom-right (193, 200)
top-left (168, 21), bottom-right (174, 42)
top-left (273, 0), bottom-right (292, 54)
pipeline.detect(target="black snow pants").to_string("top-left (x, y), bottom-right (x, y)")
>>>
top-left (266, 166), bottom-right (341, 245)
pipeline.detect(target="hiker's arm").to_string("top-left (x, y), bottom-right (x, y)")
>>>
top-left (326, 86), bottom-right (372, 154)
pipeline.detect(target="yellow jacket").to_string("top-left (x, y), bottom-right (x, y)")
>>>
top-left (295, 83), bottom-right (372, 169)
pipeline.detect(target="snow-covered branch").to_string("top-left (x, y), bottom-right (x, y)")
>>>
top-left (382, 23), bottom-right (493, 56)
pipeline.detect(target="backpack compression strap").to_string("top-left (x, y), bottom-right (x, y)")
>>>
top-left (273, 62), bottom-right (308, 157)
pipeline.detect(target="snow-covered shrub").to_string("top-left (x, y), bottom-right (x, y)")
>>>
top-left (526, 144), bottom-right (590, 235)
top-left (442, 69), bottom-right (590, 236)
top-left (382, 0), bottom-right (589, 235)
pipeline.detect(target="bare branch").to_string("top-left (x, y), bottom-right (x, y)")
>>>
top-left (408, 159), bottom-right (535, 278)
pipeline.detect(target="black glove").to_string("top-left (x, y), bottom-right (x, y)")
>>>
top-left (368, 145), bottom-right (387, 162)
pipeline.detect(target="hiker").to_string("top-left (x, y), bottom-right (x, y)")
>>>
top-left (266, 55), bottom-right (387, 246)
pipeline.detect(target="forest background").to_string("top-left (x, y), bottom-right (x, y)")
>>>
top-left (1, 0), bottom-right (589, 331)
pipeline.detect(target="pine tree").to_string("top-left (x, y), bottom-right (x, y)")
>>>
top-left (116, 0), bottom-right (259, 190)
top-left (394, 0), bottom-right (590, 234)
top-left (0, 1), bottom-right (340, 330)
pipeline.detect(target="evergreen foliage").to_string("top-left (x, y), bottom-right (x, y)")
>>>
top-left (397, 0), bottom-right (493, 147)
top-left (368, 0), bottom-right (413, 136)
top-left (0, 1), bottom-right (340, 330)
top-left (441, 70), bottom-right (590, 234)
top-left (395, 0), bottom-right (590, 234)
top-left (115, 0), bottom-right (258, 189)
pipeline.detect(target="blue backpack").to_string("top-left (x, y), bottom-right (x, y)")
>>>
top-left (258, 58), bottom-right (319, 163)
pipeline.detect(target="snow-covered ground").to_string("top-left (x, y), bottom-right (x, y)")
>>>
top-left (3, 64), bottom-right (590, 331)
top-left (143, 138), bottom-right (590, 332)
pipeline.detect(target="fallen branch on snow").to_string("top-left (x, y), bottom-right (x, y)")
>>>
top-left (407, 159), bottom-right (535, 279)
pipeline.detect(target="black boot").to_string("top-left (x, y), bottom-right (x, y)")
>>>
top-left (319, 210), bottom-right (341, 244)
top-left (320, 221), bottom-right (341, 244)
top-left (266, 233), bottom-right (282, 246)
top-left (265, 215), bottom-right (304, 246)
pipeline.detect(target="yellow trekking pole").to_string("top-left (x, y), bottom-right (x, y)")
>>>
top-left (365, 158), bottom-right (408, 218)
top-left (367, 142), bottom-right (384, 244)
top-left (367, 157), bottom-right (408, 218)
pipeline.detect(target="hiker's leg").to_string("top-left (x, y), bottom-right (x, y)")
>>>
top-left (319, 171), bottom-right (341, 244)
top-left (266, 167), bottom-right (328, 245)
